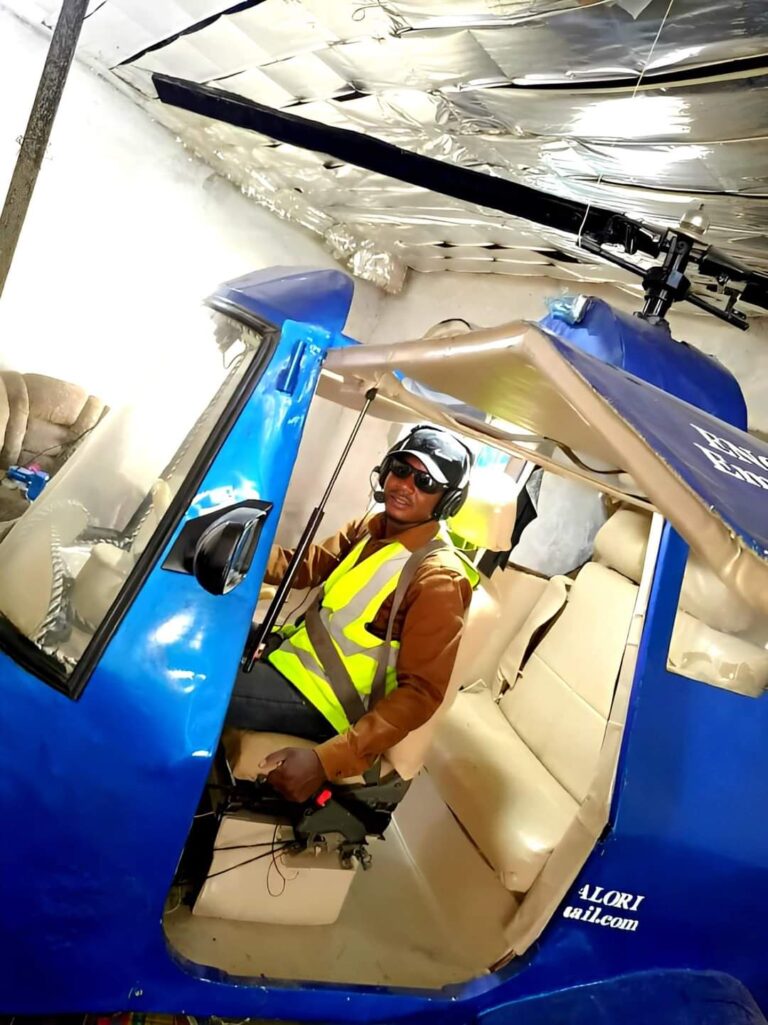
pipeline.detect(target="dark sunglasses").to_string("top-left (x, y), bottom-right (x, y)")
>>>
top-left (388, 456), bottom-right (447, 494)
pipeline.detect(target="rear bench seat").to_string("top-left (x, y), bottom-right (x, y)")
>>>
top-left (425, 510), bottom-right (643, 894)
top-left (427, 507), bottom-right (768, 897)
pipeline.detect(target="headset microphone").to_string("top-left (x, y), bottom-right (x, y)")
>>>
top-left (370, 466), bottom-right (385, 503)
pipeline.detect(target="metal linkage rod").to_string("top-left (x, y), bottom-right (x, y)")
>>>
top-left (244, 387), bottom-right (378, 670)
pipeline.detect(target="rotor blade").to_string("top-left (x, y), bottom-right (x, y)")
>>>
top-left (153, 73), bottom-right (768, 317)
top-left (153, 73), bottom-right (613, 241)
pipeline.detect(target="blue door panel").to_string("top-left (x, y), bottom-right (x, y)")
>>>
top-left (0, 321), bottom-right (330, 1012)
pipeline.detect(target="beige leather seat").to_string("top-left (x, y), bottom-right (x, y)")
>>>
top-left (596, 508), bottom-right (768, 695)
top-left (70, 479), bottom-right (172, 631)
top-left (0, 371), bottom-right (106, 475)
top-left (0, 371), bottom-right (106, 528)
top-left (0, 499), bottom-right (89, 644)
top-left (427, 507), bottom-right (768, 898)
top-left (228, 466), bottom-right (537, 784)
top-left (670, 612), bottom-right (768, 695)
top-left (426, 510), bottom-right (643, 894)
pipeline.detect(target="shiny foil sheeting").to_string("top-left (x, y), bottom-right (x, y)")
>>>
top-left (23, 0), bottom-right (768, 297)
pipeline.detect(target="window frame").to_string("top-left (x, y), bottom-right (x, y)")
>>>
top-left (0, 306), bottom-right (280, 699)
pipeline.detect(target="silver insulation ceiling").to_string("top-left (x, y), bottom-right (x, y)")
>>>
top-left (26, 0), bottom-right (768, 298)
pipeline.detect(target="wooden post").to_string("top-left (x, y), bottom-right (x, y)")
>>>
top-left (0, 0), bottom-right (90, 298)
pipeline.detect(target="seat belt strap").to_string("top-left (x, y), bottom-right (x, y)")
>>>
top-left (304, 599), bottom-right (367, 725)
top-left (306, 537), bottom-right (448, 784)
top-left (363, 539), bottom-right (448, 784)
top-left (370, 539), bottom-right (448, 711)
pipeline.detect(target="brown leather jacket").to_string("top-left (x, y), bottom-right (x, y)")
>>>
top-left (265, 512), bottom-right (473, 780)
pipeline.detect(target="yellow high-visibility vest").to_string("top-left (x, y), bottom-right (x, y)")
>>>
top-left (268, 530), bottom-right (479, 733)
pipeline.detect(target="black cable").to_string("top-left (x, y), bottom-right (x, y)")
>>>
top-left (268, 821), bottom-right (295, 897)
top-left (277, 588), bottom-right (315, 628)
top-left (557, 443), bottom-right (624, 476)
top-left (212, 841), bottom-right (279, 852)
top-left (84, 0), bottom-right (108, 18)
top-left (205, 842), bottom-right (300, 880)
top-left (21, 422), bottom-right (98, 467)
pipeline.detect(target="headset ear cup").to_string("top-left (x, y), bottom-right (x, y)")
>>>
top-left (434, 487), bottom-right (461, 520)
top-left (454, 484), bottom-right (469, 516)
top-left (436, 485), bottom-right (468, 521)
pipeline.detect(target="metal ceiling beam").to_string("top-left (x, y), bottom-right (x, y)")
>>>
top-left (152, 73), bottom-right (637, 247)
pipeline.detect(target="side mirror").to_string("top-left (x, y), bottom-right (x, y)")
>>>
top-left (162, 500), bottom-right (272, 595)
top-left (193, 508), bottom-right (267, 595)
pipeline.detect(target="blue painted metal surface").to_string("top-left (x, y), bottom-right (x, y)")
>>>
top-left (541, 296), bottom-right (748, 427)
top-left (0, 270), bottom-right (766, 1024)
top-left (550, 335), bottom-right (768, 563)
top-left (480, 971), bottom-right (767, 1025)
top-left (211, 264), bottom-right (354, 333)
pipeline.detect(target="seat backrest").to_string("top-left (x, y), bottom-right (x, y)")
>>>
top-left (499, 560), bottom-right (639, 803)
top-left (387, 465), bottom-right (521, 779)
top-left (669, 533), bottom-right (768, 697)
top-left (20, 374), bottom-right (106, 474)
top-left (455, 564), bottom-right (552, 693)
top-left (0, 372), bottom-right (27, 469)
top-left (495, 573), bottom-right (570, 700)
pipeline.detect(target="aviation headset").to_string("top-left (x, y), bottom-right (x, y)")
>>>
top-left (372, 425), bottom-right (474, 521)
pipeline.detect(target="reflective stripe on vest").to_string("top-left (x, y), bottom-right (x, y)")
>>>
top-left (268, 530), bottom-right (478, 733)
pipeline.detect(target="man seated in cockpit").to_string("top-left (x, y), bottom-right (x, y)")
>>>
top-left (226, 426), bottom-right (478, 802)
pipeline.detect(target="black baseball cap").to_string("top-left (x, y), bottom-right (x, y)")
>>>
top-left (395, 426), bottom-right (472, 487)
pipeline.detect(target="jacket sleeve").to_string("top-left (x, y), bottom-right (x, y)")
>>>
top-left (314, 562), bottom-right (473, 780)
top-left (264, 518), bottom-right (365, 589)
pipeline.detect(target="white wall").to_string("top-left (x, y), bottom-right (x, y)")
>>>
top-left (368, 272), bottom-right (768, 433)
top-left (0, 8), bottom-right (391, 553)
top-left (0, 8), bottom-right (381, 407)
top-left (0, 8), bottom-right (391, 548)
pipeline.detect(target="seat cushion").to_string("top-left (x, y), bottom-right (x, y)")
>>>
top-left (426, 688), bottom-right (578, 894)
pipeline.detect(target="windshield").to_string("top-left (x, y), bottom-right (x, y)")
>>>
top-left (0, 307), bottom-right (263, 674)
